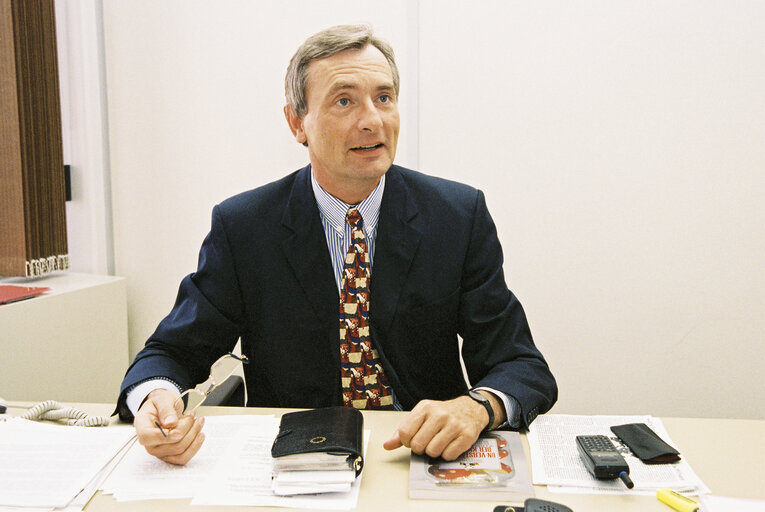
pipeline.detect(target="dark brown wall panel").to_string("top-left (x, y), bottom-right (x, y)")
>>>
top-left (0, 0), bottom-right (68, 277)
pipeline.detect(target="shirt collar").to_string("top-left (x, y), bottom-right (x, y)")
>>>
top-left (310, 168), bottom-right (385, 234)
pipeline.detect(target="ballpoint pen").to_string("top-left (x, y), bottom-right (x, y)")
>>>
top-left (154, 420), bottom-right (168, 439)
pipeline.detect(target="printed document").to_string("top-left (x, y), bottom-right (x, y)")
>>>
top-left (192, 429), bottom-right (369, 509)
top-left (527, 414), bottom-right (709, 495)
top-left (102, 414), bottom-right (367, 509)
top-left (0, 418), bottom-right (135, 508)
top-left (102, 414), bottom-right (279, 501)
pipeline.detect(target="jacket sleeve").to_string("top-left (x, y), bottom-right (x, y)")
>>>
top-left (458, 190), bottom-right (558, 429)
top-left (116, 205), bottom-right (244, 421)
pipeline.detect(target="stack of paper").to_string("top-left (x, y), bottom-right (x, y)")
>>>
top-left (102, 415), bottom-right (280, 501)
top-left (527, 414), bottom-right (709, 495)
top-left (272, 451), bottom-right (357, 472)
top-left (0, 418), bottom-right (136, 510)
top-left (271, 450), bottom-right (358, 494)
top-left (268, 406), bottom-right (366, 497)
top-left (272, 468), bottom-right (358, 495)
top-left (271, 437), bottom-right (368, 496)
top-left (101, 415), bottom-right (366, 510)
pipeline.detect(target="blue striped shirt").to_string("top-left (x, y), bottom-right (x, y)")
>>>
top-left (310, 171), bottom-right (385, 293)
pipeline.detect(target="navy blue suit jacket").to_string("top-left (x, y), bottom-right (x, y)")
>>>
top-left (118, 165), bottom-right (557, 426)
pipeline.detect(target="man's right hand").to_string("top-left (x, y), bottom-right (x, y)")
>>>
top-left (134, 388), bottom-right (206, 465)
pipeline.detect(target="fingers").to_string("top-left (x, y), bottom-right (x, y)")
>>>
top-left (386, 397), bottom-right (486, 461)
top-left (400, 401), bottom-right (447, 454)
top-left (385, 400), bottom-right (428, 452)
top-left (155, 389), bottom-right (183, 427)
top-left (134, 388), bottom-right (206, 465)
top-left (145, 415), bottom-right (206, 465)
top-left (435, 430), bottom-right (476, 461)
top-left (135, 390), bottom-right (178, 439)
top-left (383, 430), bottom-right (403, 451)
top-left (406, 404), bottom-right (466, 459)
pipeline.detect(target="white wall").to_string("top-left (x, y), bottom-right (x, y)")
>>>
top-left (419, 0), bottom-right (765, 419)
top-left (101, 1), bottom-right (765, 418)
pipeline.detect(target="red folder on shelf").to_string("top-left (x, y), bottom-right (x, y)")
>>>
top-left (0, 285), bottom-right (50, 305)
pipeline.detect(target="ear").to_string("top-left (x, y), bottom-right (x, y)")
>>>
top-left (284, 104), bottom-right (307, 145)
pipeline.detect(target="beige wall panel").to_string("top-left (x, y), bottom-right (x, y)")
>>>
top-left (419, 0), bottom-right (765, 419)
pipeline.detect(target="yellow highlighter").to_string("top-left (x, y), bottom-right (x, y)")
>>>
top-left (657, 489), bottom-right (699, 512)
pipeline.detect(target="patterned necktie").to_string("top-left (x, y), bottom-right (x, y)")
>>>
top-left (339, 207), bottom-right (394, 409)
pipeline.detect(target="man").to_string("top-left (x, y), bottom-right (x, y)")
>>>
top-left (118, 24), bottom-right (557, 465)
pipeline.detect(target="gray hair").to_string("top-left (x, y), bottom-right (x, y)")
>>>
top-left (285, 24), bottom-right (400, 119)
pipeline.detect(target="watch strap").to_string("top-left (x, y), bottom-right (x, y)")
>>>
top-left (465, 389), bottom-right (494, 431)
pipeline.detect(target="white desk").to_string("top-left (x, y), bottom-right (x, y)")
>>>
top-left (24, 404), bottom-right (761, 511)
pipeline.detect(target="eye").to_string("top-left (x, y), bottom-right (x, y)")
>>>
top-left (378, 94), bottom-right (390, 103)
top-left (337, 97), bottom-right (350, 107)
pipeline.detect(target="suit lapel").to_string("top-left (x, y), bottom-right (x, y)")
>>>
top-left (280, 167), bottom-right (339, 327)
top-left (279, 165), bottom-right (422, 351)
top-left (371, 166), bottom-right (422, 334)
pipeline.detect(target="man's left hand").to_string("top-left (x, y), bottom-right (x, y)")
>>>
top-left (383, 391), bottom-right (503, 461)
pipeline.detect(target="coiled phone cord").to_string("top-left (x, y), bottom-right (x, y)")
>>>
top-left (4, 400), bottom-right (110, 426)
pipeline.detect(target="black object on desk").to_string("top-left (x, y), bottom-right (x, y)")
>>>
top-left (271, 406), bottom-right (364, 476)
top-left (611, 423), bottom-right (681, 463)
top-left (494, 498), bottom-right (574, 512)
top-left (576, 435), bottom-right (634, 489)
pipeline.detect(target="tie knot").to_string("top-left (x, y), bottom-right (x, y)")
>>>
top-left (346, 207), bottom-right (363, 229)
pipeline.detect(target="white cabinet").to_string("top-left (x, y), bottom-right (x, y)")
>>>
top-left (0, 272), bottom-right (128, 403)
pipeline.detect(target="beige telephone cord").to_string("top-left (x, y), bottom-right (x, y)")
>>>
top-left (0, 400), bottom-right (110, 426)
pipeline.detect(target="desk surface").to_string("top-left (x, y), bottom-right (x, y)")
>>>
top-left (9, 403), bottom-right (765, 511)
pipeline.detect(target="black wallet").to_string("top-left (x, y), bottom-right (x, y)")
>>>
top-left (611, 423), bottom-right (681, 464)
top-left (271, 406), bottom-right (364, 475)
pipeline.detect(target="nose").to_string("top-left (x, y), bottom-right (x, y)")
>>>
top-left (357, 98), bottom-right (383, 132)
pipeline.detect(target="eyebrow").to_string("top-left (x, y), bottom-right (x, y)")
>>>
top-left (329, 81), bottom-right (395, 95)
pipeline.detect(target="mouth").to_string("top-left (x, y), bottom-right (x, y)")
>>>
top-left (351, 143), bottom-right (384, 152)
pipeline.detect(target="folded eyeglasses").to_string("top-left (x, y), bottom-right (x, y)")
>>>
top-left (174, 352), bottom-right (249, 415)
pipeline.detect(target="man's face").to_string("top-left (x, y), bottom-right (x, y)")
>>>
top-left (286, 44), bottom-right (400, 202)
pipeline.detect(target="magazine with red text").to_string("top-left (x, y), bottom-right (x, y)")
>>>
top-left (409, 431), bottom-right (534, 503)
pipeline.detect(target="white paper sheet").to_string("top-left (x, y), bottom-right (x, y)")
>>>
top-left (527, 414), bottom-right (709, 495)
top-left (101, 414), bottom-right (278, 501)
top-left (0, 418), bottom-right (136, 508)
top-left (102, 414), bottom-right (368, 508)
top-left (191, 430), bottom-right (369, 509)
top-left (699, 494), bottom-right (765, 512)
